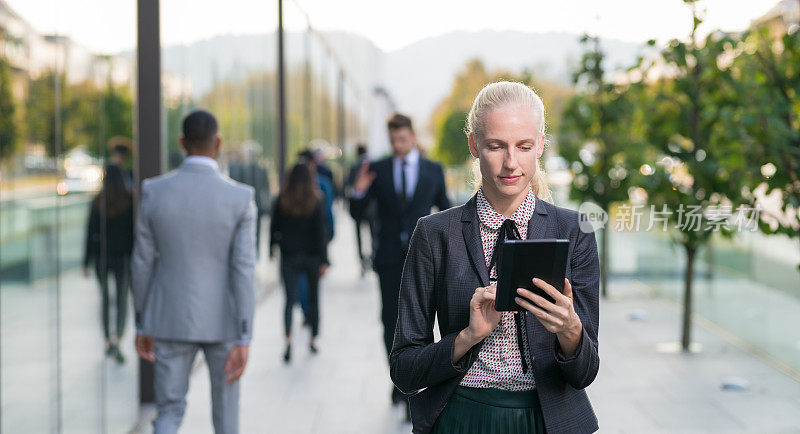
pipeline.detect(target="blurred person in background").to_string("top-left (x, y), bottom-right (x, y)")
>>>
top-left (301, 149), bottom-right (335, 242)
top-left (131, 110), bottom-right (256, 434)
top-left (313, 147), bottom-right (335, 192)
top-left (270, 162), bottom-right (330, 362)
top-left (390, 82), bottom-right (600, 434)
top-left (107, 136), bottom-right (134, 189)
top-left (83, 164), bottom-right (134, 364)
top-left (297, 149), bottom-right (336, 326)
top-left (350, 113), bottom-right (451, 417)
top-left (347, 144), bottom-right (376, 275)
top-left (229, 142), bottom-right (271, 257)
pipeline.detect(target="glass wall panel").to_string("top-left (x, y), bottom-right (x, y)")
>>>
top-left (1, 0), bottom-right (137, 431)
top-left (1, 1), bottom-right (61, 430)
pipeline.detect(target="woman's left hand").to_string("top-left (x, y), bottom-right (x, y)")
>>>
top-left (515, 278), bottom-right (583, 356)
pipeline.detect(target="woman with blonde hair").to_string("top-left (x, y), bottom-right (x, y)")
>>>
top-left (390, 81), bottom-right (600, 433)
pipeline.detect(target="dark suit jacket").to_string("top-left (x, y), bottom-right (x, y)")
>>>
top-left (349, 156), bottom-right (450, 267)
top-left (229, 162), bottom-right (271, 214)
top-left (390, 195), bottom-right (600, 434)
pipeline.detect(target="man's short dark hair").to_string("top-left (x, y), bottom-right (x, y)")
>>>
top-left (182, 110), bottom-right (218, 149)
top-left (387, 113), bottom-right (413, 132)
top-left (356, 144), bottom-right (367, 156)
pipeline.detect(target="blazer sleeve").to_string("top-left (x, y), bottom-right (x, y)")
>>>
top-left (553, 224), bottom-right (600, 390)
top-left (130, 181), bottom-right (156, 330)
top-left (348, 162), bottom-right (376, 220)
top-left (390, 219), bottom-right (476, 395)
top-left (83, 203), bottom-right (99, 268)
top-left (434, 163), bottom-right (451, 211)
top-left (230, 189), bottom-right (257, 343)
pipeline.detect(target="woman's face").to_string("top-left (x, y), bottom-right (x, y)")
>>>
top-left (469, 105), bottom-right (544, 201)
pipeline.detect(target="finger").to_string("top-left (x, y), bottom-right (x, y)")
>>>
top-left (225, 355), bottom-right (234, 375)
top-left (515, 296), bottom-right (547, 319)
top-left (486, 285), bottom-right (497, 295)
top-left (228, 365), bottom-right (245, 384)
top-left (533, 278), bottom-right (566, 303)
top-left (516, 297), bottom-right (563, 328)
top-left (518, 288), bottom-right (559, 312)
top-left (563, 278), bottom-right (573, 300)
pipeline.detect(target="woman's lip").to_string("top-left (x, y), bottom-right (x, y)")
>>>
top-left (499, 175), bottom-right (522, 183)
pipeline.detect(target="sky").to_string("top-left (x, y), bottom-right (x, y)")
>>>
top-left (4, 0), bottom-right (778, 54)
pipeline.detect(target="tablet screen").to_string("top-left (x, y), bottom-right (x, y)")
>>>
top-left (495, 239), bottom-right (569, 312)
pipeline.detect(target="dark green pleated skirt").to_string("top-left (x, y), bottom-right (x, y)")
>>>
top-left (431, 386), bottom-right (546, 434)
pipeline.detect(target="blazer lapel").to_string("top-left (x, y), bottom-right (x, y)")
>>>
top-left (461, 195), bottom-right (490, 287)
top-left (407, 159), bottom-right (430, 210)
top-left (376, 159), bottom-right (400, 209)
top-left (526, 195), bottom-right (551, 241)
top-left (524, 198), bottom-right (560, 366)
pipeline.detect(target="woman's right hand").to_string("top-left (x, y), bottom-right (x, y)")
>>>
top-left (453, 285), bottom-right (501, 362)
top-left (466, 285), bottom-right (501, 341)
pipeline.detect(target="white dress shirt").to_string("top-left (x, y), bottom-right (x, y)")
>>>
top-left (393, 147), bottom-right (420, 201)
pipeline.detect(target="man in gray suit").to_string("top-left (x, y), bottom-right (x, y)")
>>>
top-left (131, 110), bottom-right (256, 434)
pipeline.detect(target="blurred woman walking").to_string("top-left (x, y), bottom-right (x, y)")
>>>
top-left (270, 162), bottom-right (330, 362)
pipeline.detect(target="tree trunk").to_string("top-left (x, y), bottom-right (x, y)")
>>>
top-left (681, 244), bottom-right (697, 352)
top-left (705, 244), bottom-right (713, 281)
top-left (601, 226), bottom-right (609, 298)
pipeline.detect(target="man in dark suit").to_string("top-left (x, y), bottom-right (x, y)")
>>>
top-left (350, 113), bottom-right (451, 411)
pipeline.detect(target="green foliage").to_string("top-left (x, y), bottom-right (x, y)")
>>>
top-left (431, 59), bottom-right (572, 167)
top-left (0, 58), bottom-right (18, 160)
top-left (732, 26), bottom-right (800, 240)
top-left (559, 34), bottom-right (646, 210)
top-left (24, 70), bottom-right (133, 158)
top-left (433, 109), bottom-right (470, 166)
top-left (638, 30), bottom-right (747, 250)
top-left (26, 71), bottom-right (60, 156)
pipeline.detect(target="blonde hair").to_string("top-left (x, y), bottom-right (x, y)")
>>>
top-left (466, 81), bottom-right (550, 201)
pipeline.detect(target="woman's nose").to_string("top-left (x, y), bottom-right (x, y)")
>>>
top-left (503, 148), bottom-right (519, 170)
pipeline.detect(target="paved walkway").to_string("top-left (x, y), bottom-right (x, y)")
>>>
top-left (139, 205), bottom-right (800, 433)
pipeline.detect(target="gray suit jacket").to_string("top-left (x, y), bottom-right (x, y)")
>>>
top-left (131, 160), bottom-right (257, 343)
top-left (390, 195), bottom-right (600, 434)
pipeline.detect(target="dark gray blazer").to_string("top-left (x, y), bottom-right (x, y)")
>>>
top-left (390, 195), bottom-right (600, 434)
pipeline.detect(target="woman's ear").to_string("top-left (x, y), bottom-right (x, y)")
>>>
top-left (536, 134), bottom-right (545, 159)
top-left (468, 135), bottom-right (479, 158)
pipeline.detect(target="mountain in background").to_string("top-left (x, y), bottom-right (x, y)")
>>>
top-left (125, 30), bottom-right (648, 130)
top-left (384, 30), bottom-right (649, 128)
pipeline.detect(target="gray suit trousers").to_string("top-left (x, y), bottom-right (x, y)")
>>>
top-left (153, 339), bottom-right (239, 434)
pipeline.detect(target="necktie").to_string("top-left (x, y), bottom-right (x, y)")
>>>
top-left (488, 219), bottom-right (530, 374)
top-left (400, 159), bottom-right (408, 204)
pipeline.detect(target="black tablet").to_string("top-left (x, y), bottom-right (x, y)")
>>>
top-left (494, 239), bottom-right (570, 311)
